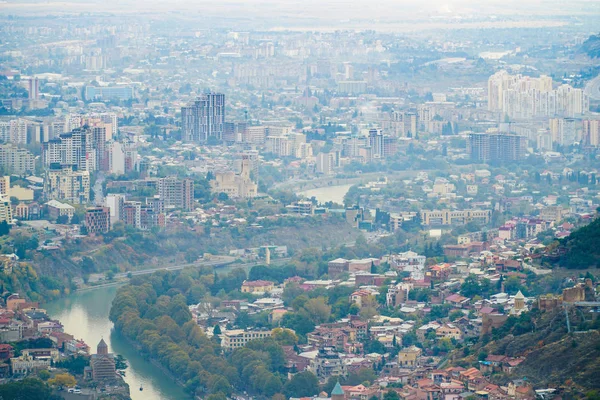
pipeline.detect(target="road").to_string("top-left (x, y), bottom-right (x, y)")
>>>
top-left (93, 173), bottom-right (106, 206)
top-left (77, 256), bottom-right (294, 290)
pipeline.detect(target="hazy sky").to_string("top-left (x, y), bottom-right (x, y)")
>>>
top-left (1, 0), bottom-right (599, 26)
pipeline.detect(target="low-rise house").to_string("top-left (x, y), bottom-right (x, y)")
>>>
top-left (436, 324), bottom-right (462, 341)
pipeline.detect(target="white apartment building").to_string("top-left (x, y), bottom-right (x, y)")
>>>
top-left (221, 329), bottom-right (272, 351)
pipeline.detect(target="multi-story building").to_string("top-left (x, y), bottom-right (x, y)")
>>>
top-left (85, 207), bottom-right (111, 234)
top-left (0, 144), bottom-right (35, 175)
top-left (389, 251), bottom-right (426, 280)
top-left (223, 121), bottom-right (247, 143)
top-left (0, 195), bottom-right (12, 224)
top-left (211, 158), bottom-right (257, 199)
top-left (181, 93), bottom-right (225, 142)
top-left (122, 201), bottom-right (142, 228)
top-left (45, 200), bottom-right (75, 222)
top-left (0, 119), bottom-right (28, 144)
top-left (386, 282), bottom-right (412, 308)
top-left (139, 206), bottom-right (165, 230)
top-left (381, 110), bottom-right (419, 138)
top-left (44, 165), bottom-right (90, 204)
top-left (157, 177), bottom-right (194, 211)
top-left (105, 194), bottom-right (125, 224)
top-left (265, 136), bottom-right (291, 156)
top-left (398, 345), bottom-right (422, 369)
top-left (488, 71), bottom-right (588, 118)
top-left (309, 347), bottom-right (348, 380)
top-left (84, 86), bottom-right (134, 101)
top-left (549, 118), bottom-right (578, 147)
top-left (583, 119), bottom-right (600, 147)
top-left (316, 152), bottom-right (336, 175)
top-left (420, 209), bottom-right (491, 226)
top-left (221, 329), bottom-right (273, 351)
top-left (42, 127), bottom-right (95, 172)
top-left (241, 280), bottom-right (274, 294)
top-left (468, 132), bottom-right (525, 163)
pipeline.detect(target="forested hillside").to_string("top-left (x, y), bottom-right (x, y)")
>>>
top-left (557, 217), bottom-right (600, 269)
top-left (581, 33), bottom-right (600, 58)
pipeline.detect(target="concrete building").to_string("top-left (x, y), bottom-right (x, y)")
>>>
top-left (42, 127), bottom-right (96, 172)
top-left (583, 119), bottom-right (600, 147)
top-left (420, 209), bottom-right (491, 226)
top-left (0, 195), bottom-right (12, 224)
top-left (487, 71), bottom-right (588, 118)
top-left (398, 345), bottom-right (422, 369)
top-left (45, 200), bottom-right (75, 222)
top-left (467, 132), bottom-right (525, 163)
top-left (105, 194), bottom-right (125, 224)
top-left (158, 177), bottom-right (194, 211)
top-left (389, 251), bottom-right (426, 280)
top-left (44, 165), bottom-right (90, 204)
top-left (181, 93), bottom-right (225, 142)
top-left (241, 280), bottom-right (274, 294)
top-left (316, 152), bottom-right (336, 175)
top-left (221, 329), bottom-right (272, 351)
top-left (85, 207), bottom-right (111, 234)
top-left (84, 86), bottom-right (134, 101)
top-left (0, 144), bottom-right (35, 175)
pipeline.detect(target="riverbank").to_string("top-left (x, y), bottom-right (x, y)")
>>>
top-left (45, 286), bottom-right (190, 400)
top-left (122, 335), bottom-right (193, 399)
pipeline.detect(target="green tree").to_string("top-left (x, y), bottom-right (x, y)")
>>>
top-left (283, 371), bottom-right (319, 398)
top-left (384, 390), bottom-right (400, 400)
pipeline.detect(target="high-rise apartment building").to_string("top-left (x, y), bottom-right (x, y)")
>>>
top-left (549, 118), bottom-right (578, 147)
top-left (44, 165), bottom-right (90, 204)
top-left (316, 152), bottom-right (336, 175)
top-left (157, 177), bottom-right (194, 211)
top-left (0, 119), bottom-right (28, 145)
top-left (381, 111), bottom-right (418, 137)
top-left (583, 120), bottom-right (600, 147)
top-left (0, 144), bottom-right (35, 175)
top-left (181, 93), bottom-right (225, 143)
top-left (487, 71), bottom-right (589, 118)
top-left (0, 195), bottom-right (12, 224)
top-left (42, 127), bottom-right (95, 172)
top-left (28, 78), bottom-right (39, 101)
top-left (468, 132), bottom-right (526, 163)
top-left (105, 193), bottom-right (125, 224)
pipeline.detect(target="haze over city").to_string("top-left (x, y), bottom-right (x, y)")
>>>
top-left (0, 0), bottom-right (599, 399)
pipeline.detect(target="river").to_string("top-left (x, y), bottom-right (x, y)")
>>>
top-left (299, 183), bottom-right (353, 205)
top-left (45, 285), bottom-right (191, 400)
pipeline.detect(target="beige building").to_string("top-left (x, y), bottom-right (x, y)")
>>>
top-left (221, 329), bottom-right (272, 351)
top-left (0, 144), bottom-right (35, 175)
top-left (241, 280), bottom-right (274, 294)
top-left (398, 345), bottom-right (422, 368)
top-left (211, 158), bottom-right (257, 199)
top-left (46, 200), bottom-right (75, 222)
top-left (44, 165), bottom-right (90, 204)
top-left (420, 209), bottom-right (491, 226)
